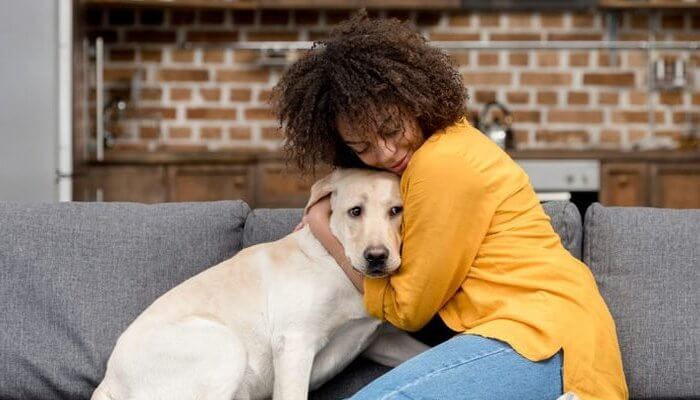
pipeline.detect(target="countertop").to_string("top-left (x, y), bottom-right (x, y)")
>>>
top-left (86, 148), bottom-right (700, 165)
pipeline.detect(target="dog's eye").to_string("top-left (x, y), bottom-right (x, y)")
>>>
top-left (348, 207), bottom-right (362, 217)
top-left (390, 206), bottom-right (403, 217)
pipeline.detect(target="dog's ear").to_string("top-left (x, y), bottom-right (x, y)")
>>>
top-left (304, 169), bottom-right (340, 215)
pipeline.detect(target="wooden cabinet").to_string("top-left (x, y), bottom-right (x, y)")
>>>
top-left (600, 161), bottom-right (700, 208)
top-left (168, 165), bottom-right (254, 203)
top-left (650, 163), bottom-right (700, 209)
top-left (77, 151), bottom-right (700, 209)
top-left (255, 162), bottom-right (330, 208)
top-left (74, 165), bottom-right (168, 203)
top-left (74, 160), bottom-right (331, 207)
top-left (600, 163), bottom-right (649, 207)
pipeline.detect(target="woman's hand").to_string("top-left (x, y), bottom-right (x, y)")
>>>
top-left (305, 196), bottom-right (365, 293)
top-left (293, 214), bottom-right (310, 232)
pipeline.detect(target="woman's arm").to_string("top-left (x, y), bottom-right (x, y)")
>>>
top-left (363, 154), bottom-right (498, 331)
top-left (305, 196), bottom-right (365, 292)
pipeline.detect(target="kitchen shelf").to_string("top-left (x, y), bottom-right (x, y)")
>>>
top-left (599, 0), bottom-right (700, 9)
top-left (82, 0), bottom-right (460, 9)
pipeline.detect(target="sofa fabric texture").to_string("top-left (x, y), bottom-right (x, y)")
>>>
top-left (0, 201), bottom-right (249, 400)
top-left (583, 204), bottom-right (700, 399)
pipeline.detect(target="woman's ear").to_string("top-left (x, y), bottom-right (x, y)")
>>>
top-left (304, 169), bottom-right (340, 215)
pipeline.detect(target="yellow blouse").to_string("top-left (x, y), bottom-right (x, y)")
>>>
top-left (363, 119), bottom-right (628, 399)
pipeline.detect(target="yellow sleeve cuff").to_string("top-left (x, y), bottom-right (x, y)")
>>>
top-left (363, 276), bottom-right (390, 320)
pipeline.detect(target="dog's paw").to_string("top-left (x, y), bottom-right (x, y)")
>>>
top-left (556, 392), bottom-right (580, 400)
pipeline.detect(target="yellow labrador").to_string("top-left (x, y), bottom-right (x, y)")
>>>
top-left (91, 168), bottom-right (429, 400)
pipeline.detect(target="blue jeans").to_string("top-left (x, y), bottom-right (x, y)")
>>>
top-left (350, 334), bottom-right (563, 400)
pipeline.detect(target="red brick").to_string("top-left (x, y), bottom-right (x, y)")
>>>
top-left (462, 72), bottom-right (511, 85)
top-left (512, 111), bottom-right (541, 123)
top-left (217, 69), bottom-right (270, 83)
top-left (170, 88), bottom-right (191, 101)
top-left (536, 129), bottom-right (589, 144)
top-left (478, 53), bottom-right (499, 66)
top-left (548, 110), bottom-right (603, 123)
top-left (569, 52), bottom-right (589, 67)
top-left (567, 92), bottom-right (590, 105)
top-left (200, 126), bottom-right (223, 139)
top-left (507, 91), bottom-right (529, 104)
top-left (537, 91), bottom-right (558, 105)
top-left (169, 126), bottom-right (191, 139)
top-left (491, 33), bottom-right (541, 41)
top-left (521, 73), bottom-right (572, 86)
top-left (158, 69), bottom-right (209, 82)
top-left (612, 111), bottom-right (665, 124)
top-left (430, 32), bottom-right (480, 41)
top-left (171, 49), bottom-right (194, 63)
top-left (598, 92), bottom-right (619, 105)
top-left (509, 53), bottom-right (529, 66)
top-left (583, 73), bottom-right (635, 86)
top-left (229, 126), bottom-right (252, 140)
top-left (139, 125), bottom-right (159, 139)
top-left (262, 126), bottom-right (283, 140)
top-left (125, 30), bottom-right (176, 43)
top-left (200, 88), bottom-right (221, 102)
top-left (247, 31), bottom-right (298, 41)
top-left (245, 108), bottom-right (275, 121)
top-left (140, 49), bottom-right (162, 62)
top-left (230, 89), bottom-right (252, 102)
top-left (447, 11), bottom-right (471, 27)
top-left (186, 31), bottom-right (239, 43)
top-left (187, 108), bottom-right (237, 120)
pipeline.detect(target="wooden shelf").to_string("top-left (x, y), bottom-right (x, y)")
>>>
top-left (83, 0), bottom-right (460, 9)
top-left (599, 0), bottom-right (700, 9)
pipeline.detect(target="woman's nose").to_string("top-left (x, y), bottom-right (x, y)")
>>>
top-left (375, 138), bottom-right (396, 164)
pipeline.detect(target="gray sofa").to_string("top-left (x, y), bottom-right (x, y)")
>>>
top-left (0, 200), bottom-right (697, 399)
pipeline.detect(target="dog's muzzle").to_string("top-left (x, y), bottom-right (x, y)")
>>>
top-left (364, 245), bottom-right (389, 276)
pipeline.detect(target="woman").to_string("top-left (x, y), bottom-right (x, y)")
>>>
top-left (271, 11), bottom-right (627, 400)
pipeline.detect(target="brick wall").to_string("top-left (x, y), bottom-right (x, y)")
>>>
top-left (84, 7), bottom-right (700, 152)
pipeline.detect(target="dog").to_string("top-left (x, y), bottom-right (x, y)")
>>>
top-left (91, 168), bottom-right (430, 400)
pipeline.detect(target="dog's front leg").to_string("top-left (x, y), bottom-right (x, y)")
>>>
top-left (362, 322), bottom-right (430, 367)
top-left (272, 334), bottom-right (318, 400)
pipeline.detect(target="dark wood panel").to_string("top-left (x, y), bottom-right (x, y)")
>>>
top-left (75, 165), bottom-right (168, 203)
top-left (167, 164), bottom-right (254, 203)
top-left (254, 162), bottom-right (330, 208)
top-left (600, 163), bottom-right (649, 207)
top-left (651, 164), bottom-right (700, 209)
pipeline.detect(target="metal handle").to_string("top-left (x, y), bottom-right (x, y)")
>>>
top-left (96, 37), bottom-right (104, 161)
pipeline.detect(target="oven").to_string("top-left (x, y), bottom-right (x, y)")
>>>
top-left (516, 159), bottom-right (600, 217)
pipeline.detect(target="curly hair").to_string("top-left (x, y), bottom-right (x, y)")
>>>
top-left (270, 9), bottom-right (468, 175)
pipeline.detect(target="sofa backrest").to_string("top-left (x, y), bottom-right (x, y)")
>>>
top-left (242, 201), bottom-right (583, 260)
top-left (584, 203), bottom-right (699, 399)
top-left (0, 200), bottom-right (249, 400)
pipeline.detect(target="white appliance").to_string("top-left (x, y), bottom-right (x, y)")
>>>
top-left (517, 159), bottom-right (600, 214)
top-left (0, 0), bottom-right (73, 202)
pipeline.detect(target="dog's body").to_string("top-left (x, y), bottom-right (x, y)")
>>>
top-left (92, 169), bottom-right (429, 400)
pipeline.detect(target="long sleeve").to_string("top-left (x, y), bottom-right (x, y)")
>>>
top-left (363, 152), bottom-right (497, 331)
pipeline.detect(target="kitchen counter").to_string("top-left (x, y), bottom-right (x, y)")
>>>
top-left (86, 148), bottom-right (700, 165)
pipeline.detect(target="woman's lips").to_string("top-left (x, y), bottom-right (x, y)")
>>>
top-left (391, 154), bottom-right (409, 173)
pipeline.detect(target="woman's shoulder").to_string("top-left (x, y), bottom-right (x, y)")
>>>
top-left (409, 119), bottom-right (504, 171)
top-left (403, 118), bottom-right (527, 194)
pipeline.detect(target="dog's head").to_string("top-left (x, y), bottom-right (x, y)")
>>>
top-left (304, 168), bottom-right (403, 278)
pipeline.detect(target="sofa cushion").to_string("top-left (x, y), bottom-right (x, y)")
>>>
top-left (242, 201), bottom-right (582, 259)
top-left (584, 203), bottom-right (699, 399)
top-left (0, 200), bottom-right (249, 400)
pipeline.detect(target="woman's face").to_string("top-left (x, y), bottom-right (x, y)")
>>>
top-left (337, 114), bottom-right (425, 175)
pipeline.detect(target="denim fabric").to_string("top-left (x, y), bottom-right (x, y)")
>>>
top-left (350, 334), bottom-right (563, 400)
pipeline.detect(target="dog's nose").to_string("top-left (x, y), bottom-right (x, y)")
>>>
top-left (364, 246), bottom-right (389, 265)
